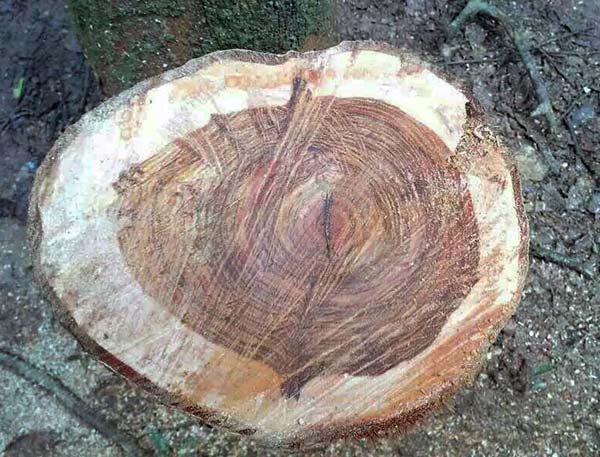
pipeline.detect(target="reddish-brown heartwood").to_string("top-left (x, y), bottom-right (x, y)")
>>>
top-left (28, 42), bottom-right (528, 449)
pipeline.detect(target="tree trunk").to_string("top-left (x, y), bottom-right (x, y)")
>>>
top-left (28, 42), bottom-right (528, 449)
top-left (67, 0), bottom-right (336, 95)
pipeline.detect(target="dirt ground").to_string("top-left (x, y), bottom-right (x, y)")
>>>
top-left (1, 0), bottom-right (599, 456)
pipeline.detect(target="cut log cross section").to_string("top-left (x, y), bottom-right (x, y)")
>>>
top-left (28, 42), bottom-right (528, 448)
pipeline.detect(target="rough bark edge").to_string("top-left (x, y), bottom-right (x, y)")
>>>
top-left (27, 41), bottom-right (529, 449)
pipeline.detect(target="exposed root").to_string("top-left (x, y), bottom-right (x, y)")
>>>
top-left (530, 244), bottom-right (594, 279)
top-left (449, 0), bottom-right (558, 130)
top-left (0, 350), bottom-right (146, 456)
top-left (564, 114), bottom-right (599, 182)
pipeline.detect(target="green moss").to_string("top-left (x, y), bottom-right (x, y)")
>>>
top-left (67, 0), bottom-right (334, 95)
top-left (113, 0), bottom-right (187, 17)
top-left (196, 0), bottom-right (329, 53)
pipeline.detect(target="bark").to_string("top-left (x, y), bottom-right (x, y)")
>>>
top-left (67, 0), bottom-right (336, 95)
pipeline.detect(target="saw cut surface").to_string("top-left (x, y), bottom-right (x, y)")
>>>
top-left (116, 90), bottom-right (480, 399)
top-left (29, 42), bottom-right (528, 448)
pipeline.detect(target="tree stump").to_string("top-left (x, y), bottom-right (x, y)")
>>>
top-left (28, 42), bottom-right (528, 448)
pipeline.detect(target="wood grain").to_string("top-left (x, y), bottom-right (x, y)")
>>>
top-left (28, 42), bottom-right (528, 448)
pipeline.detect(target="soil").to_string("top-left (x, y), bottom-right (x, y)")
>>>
top-left (1, 1), bottom-right (599, 456)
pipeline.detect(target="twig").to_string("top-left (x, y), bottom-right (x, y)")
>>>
top-left (543, 50), bottom-right (600, 57)
top-left (0, 350), bottom-right (146, 456)
top-left (536, 27), bottom-right (593, 47)
top-left (0, 110), bottom-right (34, 134)
top-left (559, 92), bottom-right (593, 123)
top-left (564, 115), bottom-right (599, 182)
top-left (530, 244), bottom-right (594, 279)
top-left (440, 57), bottom-right (504, 66)
top-left (79, 66), bottom-right (91, 115)
top-left (449, 0), bottom-right (558, 130)
top-left (537, 48), bottom-right (575, 88)
top-left (510, 111), bottom-right (561, 175)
